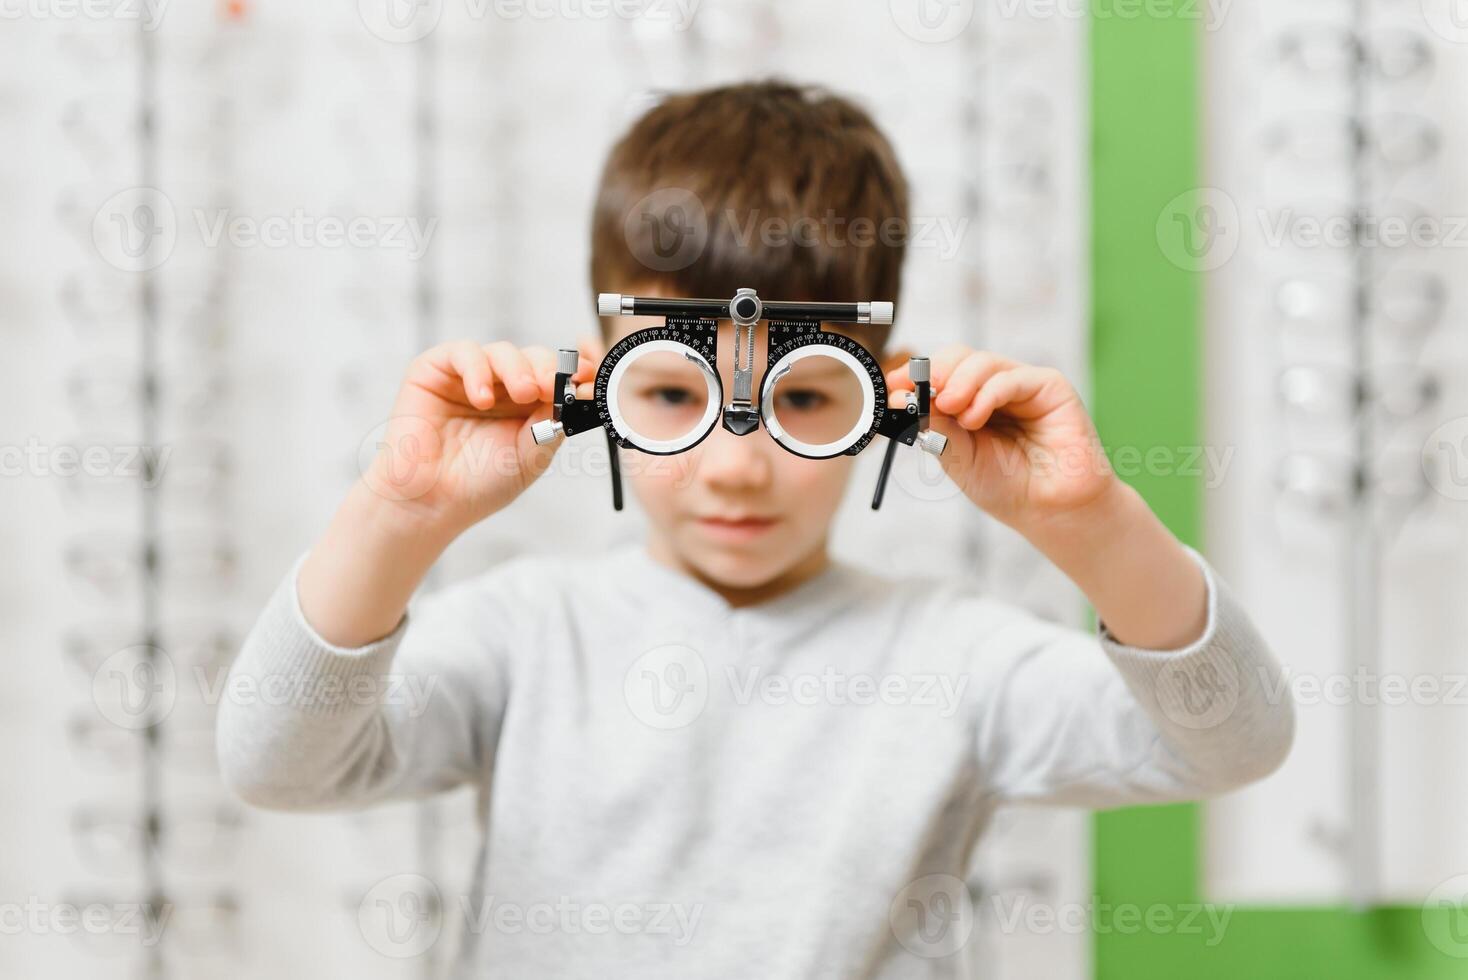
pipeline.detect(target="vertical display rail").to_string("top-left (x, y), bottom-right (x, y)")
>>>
top-left (415, 32), bottom-right (437, 358)
top-left (486, 28), bottom-right (522, 348)
top-left (957, 21), bottom-right (990, 592)
top-left (412, 27), bottom-right (447, 980)
top-left (1344, 0), bottom-right (1380, 912)
top-left (135, 19), bottom-right (167, 980)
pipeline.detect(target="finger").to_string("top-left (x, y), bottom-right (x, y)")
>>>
top-left (934, 350), bottom-right (1011, 417)
top-left (485, 342), bottom-right (539, 403)
top-left (928, 343), bottom-right (976, 389)
top-left (521, 345), bottom-right (556, 402)
top-left (411, 340), bottom-right (493, 407)
top-left (525, 346), bottom-right (596, 405)
top-left (930, 345), bottom-right (1019, 389)
top-left (440, 340), bottom-right (495, 409)
top-left (957, 366), bottom-right (1053, 430)
top-left (885, 357), bottom-right (918, 392)
top-left (888, 347), bottom-right (975, 393)
top-left (576, 333), bottom-right (606, 382)
top-left (516, 403), bottom-right (563, 477)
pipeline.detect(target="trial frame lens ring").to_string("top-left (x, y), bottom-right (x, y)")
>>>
top-left (759, 343), bottom-right (876, 459)
top-left (605, 339), bottom-right (722, 454)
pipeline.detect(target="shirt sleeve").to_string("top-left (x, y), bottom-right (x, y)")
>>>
top-left (215, 552), bottom-right (513, 812)
top-left (972, 545), bottom-right (1295, 808)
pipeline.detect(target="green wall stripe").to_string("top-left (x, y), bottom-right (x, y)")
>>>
top-left (1089, 0), bottom-right (1204, 967)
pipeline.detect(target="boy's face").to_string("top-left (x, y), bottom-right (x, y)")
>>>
top-left (600, 286), bottom-right (898, 592)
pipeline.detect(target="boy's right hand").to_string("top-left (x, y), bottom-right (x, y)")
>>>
top-left (362, 339), bottom-right (596, 534)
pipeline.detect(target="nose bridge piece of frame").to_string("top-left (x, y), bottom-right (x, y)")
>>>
top-left (721, 286), bottom-right (763, 437)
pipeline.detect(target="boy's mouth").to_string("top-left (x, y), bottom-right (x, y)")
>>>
top-left (695, 514), bottom-right (780, 541)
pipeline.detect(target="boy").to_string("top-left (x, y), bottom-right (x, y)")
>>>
top-left (218, 81), bottom-right (1293, 977)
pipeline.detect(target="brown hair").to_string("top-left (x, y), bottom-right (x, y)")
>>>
top-left (589, 80), bottom-right (909, 352)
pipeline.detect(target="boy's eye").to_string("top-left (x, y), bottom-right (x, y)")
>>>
top-left (775, 389), bottom-right (829, 412)
top-left (648, 386), bottom-right (701, 407)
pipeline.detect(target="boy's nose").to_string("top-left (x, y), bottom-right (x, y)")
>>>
top-left (693, 422), bottom-right (775, 492)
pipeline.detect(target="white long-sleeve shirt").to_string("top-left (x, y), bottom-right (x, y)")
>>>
top-left (216, 541), bottom-right (1293, 978)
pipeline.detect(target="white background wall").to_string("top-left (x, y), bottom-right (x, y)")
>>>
top-left (0, 1), bottom-right (1090, 977)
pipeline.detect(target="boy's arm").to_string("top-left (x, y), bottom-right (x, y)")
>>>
top-left (969, 535), bottom-right (1294, 807)
top-left (217, 338), bottom-right (566, 811)
top-left (215, 537), bottom-right (512, 811)
top-left (1024, 477), bottom-right (1211, 653)
top-left (983, 480), bottom-right (1293, 805)
top-left (887, 347), bottom-right (1293, 803)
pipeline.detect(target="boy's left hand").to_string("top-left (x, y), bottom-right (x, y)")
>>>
top-left (887, 345), bottom-right (1117, 531)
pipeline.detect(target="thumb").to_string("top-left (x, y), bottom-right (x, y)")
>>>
top-left (514, 404), bottom-right (563, 482)
top-left (576, 332), bottom-right (606, 380)
top-left (929, 413), bottom-right (974, 476)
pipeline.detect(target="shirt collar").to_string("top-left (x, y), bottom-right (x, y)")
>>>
top-left (604, 540), bottom-right (874, 637)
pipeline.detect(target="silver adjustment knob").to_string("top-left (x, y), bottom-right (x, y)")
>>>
top-left (731, 287), bottom-right (762, 326)
top-left (531, 419), bottom-right (565, 445)
top-left (597, 293), bottom-right (621, 317)
top-left (556, 348), bottom-right (579, 374)
top-left (908, 356), bottom-right (930, 384)
top-left (916, 429), bottom-right (947, 456)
